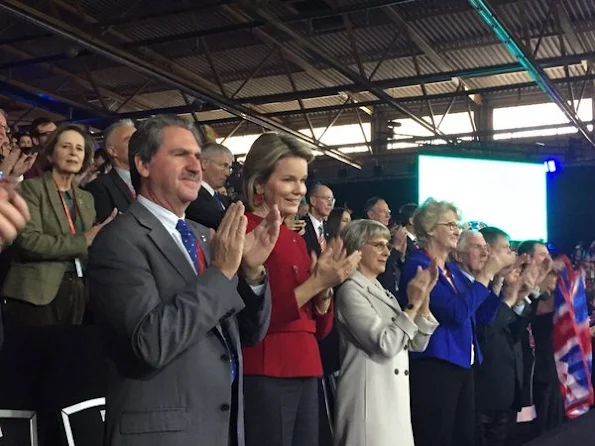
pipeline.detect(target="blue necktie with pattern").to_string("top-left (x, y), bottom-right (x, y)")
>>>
top-left (175, 219), bottom-right (236, 382)
top-left (175, 219), bottom-right (200, 272)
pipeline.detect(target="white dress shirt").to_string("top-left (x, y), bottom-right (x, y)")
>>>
top-left (114, 167), bottom-right (134, 192)
top-left (138, 195), bottom-right (197, 273)
top-left (308, 213), bottom-right (324, 237)
top-left (455, 267), bottom-right (476, 366)
top-left (201, 181), bottom-right (216, 197)
top-left (138, 194), bottom-right (265, 294)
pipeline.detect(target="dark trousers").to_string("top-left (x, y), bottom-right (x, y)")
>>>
top-left (244, 376), bottom-right (318, 446)
top-left (3, 273), bottom-right (86, 327)
top-left (533, 380), bottom-right (565, 435)
top-left (476, 409), bottom-right (517, 446)
top-left (410, 358), bottom-right (475, 446)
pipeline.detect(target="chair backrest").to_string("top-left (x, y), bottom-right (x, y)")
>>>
top-left (60, 398), bottom-right (105, 446)
top-left (0, 409), bottom-right (38, 446)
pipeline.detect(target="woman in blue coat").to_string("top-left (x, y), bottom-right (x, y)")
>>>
top-left (399, 198), bottom-right (515, 446)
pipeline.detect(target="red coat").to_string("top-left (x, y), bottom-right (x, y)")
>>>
top-left (242, 213), bottom-right (334, 378)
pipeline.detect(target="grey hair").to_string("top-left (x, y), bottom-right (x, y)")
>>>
top-left (103, 119), bottom-right (135, 151)
top-left (456, 230), bottom-right (479, 253)
top-left (128, 115), bottom-right (200, 193)
top-left (201, 142), bottom-right (233, 160)
top-left (340, 219), bottom-right (391, 256)
top-left (0, 108), bottom-right (7, 119)
top-left (414, 198), bottom-right (459, 249)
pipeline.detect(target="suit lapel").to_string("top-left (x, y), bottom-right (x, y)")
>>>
top-left (43, 172), bottom-right (71, 234)
top-left (109, 170), bottom-right (134, 204)
top-left (129, 202), bottom-right (196, 281)
top-left (72, 185), bottom-right (95, 230)
top-left (350, 271), bottom-right (401, 312)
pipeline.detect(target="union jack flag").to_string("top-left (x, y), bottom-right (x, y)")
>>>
top-left (552, 256), bottom-right (594, 419)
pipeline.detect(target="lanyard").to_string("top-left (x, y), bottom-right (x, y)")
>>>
top-left (55, 183), bottom-right (78, 234)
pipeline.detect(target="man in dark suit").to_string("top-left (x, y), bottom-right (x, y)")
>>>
top-left (302, 184), bottom-right (333, 257)
top-left (186, 142), bottom-right (233, 230)
top-left (86, 120), bottom-right (137, 221)
top-left (398, 202), bottom-right (419, 258)
top-left (455, 228), bottom-right (532, 446)
top-left (365, 197), bottom-right (407, 295)
top-left (88, 115), bottom-right (281, 446)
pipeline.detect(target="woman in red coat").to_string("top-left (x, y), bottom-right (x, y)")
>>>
top-left (241, 133), bottom-right (361, 446)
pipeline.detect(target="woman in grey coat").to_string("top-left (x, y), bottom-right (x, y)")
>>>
top-left (334, 220), bottom-right (439, 446)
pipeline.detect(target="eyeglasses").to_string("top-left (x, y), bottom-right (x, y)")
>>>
top-left (435, 221), bottom-right (461, 231)
top-left (366, 241), bottom-right (391, 251)
top-left (313, 196), bottom-right (335, 205)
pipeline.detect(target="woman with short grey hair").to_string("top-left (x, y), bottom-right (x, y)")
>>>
top-left (334, 219), bottom-right (439, 446)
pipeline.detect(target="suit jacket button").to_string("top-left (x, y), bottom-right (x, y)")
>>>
top-left (404, 370), bottom-right (409, 376)
top-left (221, 354), bottom-right (230, 362)
top-left (394, 369), bottom-right (399, 375)
top-left (220, 403), bottom-right (230, 412)
top-left (391, 317), bottom-right (396, 322)
top-left (403, 345), bottom-right (408, 351)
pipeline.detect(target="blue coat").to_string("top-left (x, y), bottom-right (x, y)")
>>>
top-left (398, 250), bottom-right (501, 369)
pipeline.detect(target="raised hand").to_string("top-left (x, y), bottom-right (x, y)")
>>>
top-left (84, 208), bottom-right (118, 246)
top-left (485, 247), bottom-right (516, 277)
top-left (243, 204), bottom-right (281, 271)
top-left (391, 225), bottom-right (408, 254)
top-left (284, 217), bottom-right (306, 233)
top-left (311, 237), bottom-right (361, 289)
top-left (0, 145), bottom-right (21, 177)
top-left (408, 258), bottom-right (439, 316)
top-left (0, 180), bottom-right (30, 248)
top-left (11, 152), bottom-right (38, 178)
top-left (211, 202), bottom-right (247, 279)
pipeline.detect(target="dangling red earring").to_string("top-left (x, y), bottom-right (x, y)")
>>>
top-left (253, 193), bottom-right (263, 207)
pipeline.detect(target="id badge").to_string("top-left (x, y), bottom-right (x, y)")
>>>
top-left (74, 258), bottom-right (83, 278)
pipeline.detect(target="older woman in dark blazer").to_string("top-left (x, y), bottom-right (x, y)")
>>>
top-left (3, 124), bottom-right (114, 327)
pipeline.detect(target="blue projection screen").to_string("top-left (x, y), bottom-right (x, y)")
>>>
top-left (418, 155), bottom-right (547, 241)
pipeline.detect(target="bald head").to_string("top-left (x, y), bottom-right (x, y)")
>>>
top-left (309, 184), bottom-right (334, 220)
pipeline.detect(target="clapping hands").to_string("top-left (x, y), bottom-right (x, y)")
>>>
top-left (406, 258), bottom-right (439, 316)
top-left (309, 237), bottom-right (361, 290)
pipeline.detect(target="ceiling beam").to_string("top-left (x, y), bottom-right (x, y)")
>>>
top-left (380, 5), bottom-right (482, 104)
top-left (0, 46), bottom-right (158, 111)
top-left (220, 4), bottom-right (374, 116)
top-left (0, 0), bottom-right (362, 169)
top-left (0, 78), bottom-right (110, 121)
top-left (468, 0), bottom-right (595, 148)
top-left (238, 1), bottom-right (452, 142)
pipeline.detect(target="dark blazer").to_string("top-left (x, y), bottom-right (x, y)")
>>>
top-left (85, 169), bottom-right (135, 222)
top-left (378, 248), bottom-right (403, 296)
top-left (185, 186), bottom-right (230, 230)
top-left (88, 201), bottom-right (271, 446)
top-left (301, 215), bottom-right (328, 258)
top-left (475, 302), bottom-right (530, 412)
top-left (3, 172), bottom-right (95, 305)
top-left (399, 250), bottom-right (501, 368)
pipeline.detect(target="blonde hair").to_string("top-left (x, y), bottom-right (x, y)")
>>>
top-left (414, 198), bottom-right (459, 248)
top-left (242, 133), bottom-right (314, 211)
